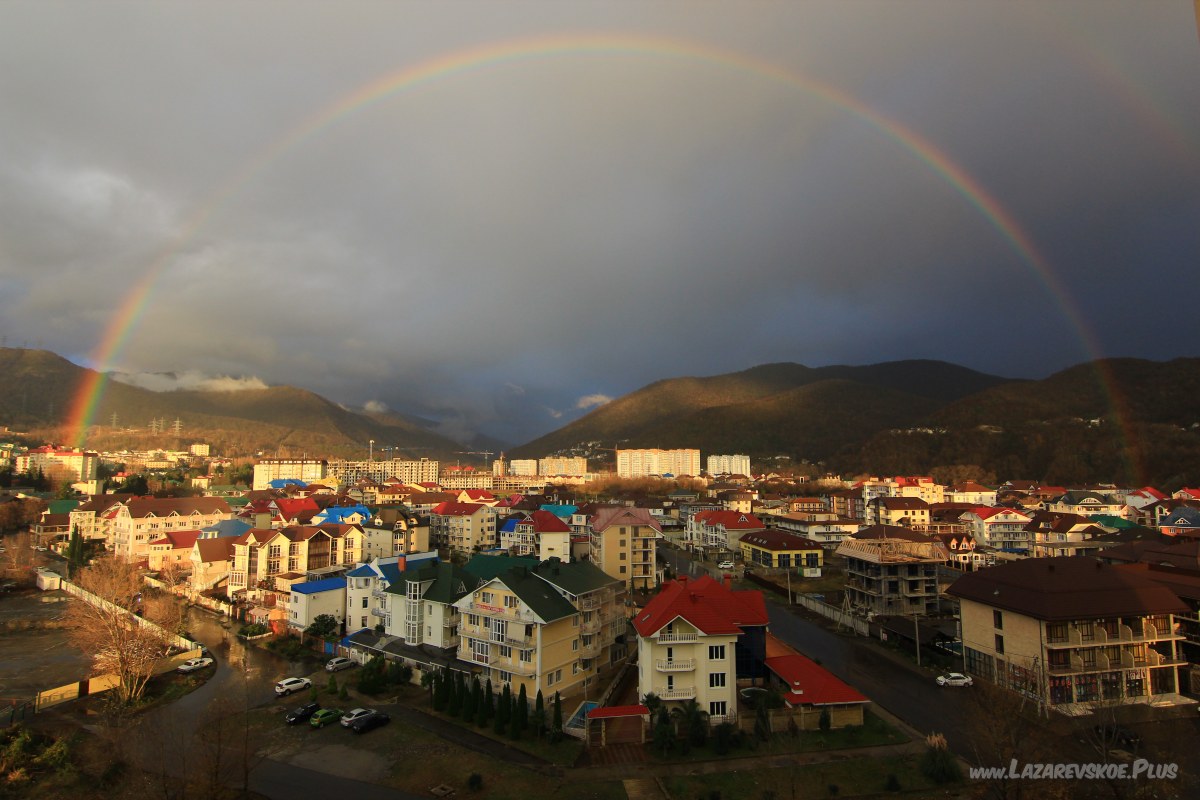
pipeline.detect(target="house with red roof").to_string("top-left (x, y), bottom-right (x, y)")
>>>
top-left (147, 529), bottom-right (201, 575)
top-left (764, 634), bottom-right (869, 729)
top-left (634, 574), bottom-right (769, 724)
top-left (685, 510), bottom-right (766, 556)
top-left (430, 501), bottom-right (497, 556)
top-left (958, 506), bottom-right (1033, 554)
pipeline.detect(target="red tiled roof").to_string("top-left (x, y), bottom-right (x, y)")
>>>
top-left (591, 506), bottom-right (663, 532)
top-left (149, 530), bottom-right (200, 549)
top-left (633, 574), bottom-right (767, 637)
top-left (764, 635), bottom-right (868, 706)
top-left (432, 501), bottom-right (485, 517)
top-left (693, 510), bottom-right (765, 529)
top-left (525, 510), bottom-right (571, 533)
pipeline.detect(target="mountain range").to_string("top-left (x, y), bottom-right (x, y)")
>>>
top-left (2, 348), bottom-right (1198, 486)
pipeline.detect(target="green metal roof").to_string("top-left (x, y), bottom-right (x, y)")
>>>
top-left (390, 561), bottom-right (483, 605)
top-left (463, 554), bottom-right (538, 581)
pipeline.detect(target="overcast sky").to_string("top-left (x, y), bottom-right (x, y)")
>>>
top-left (2, 2), bottom-right (1198, 444)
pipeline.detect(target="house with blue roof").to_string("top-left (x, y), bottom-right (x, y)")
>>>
top-left (313, 504), bottom-right (372, 526)
top-left (288, 576), bottom-right (347, 634)
top-left (200, 518), bottom-right (252, 539)
top-left (269, 478), bottom-right (307, 489)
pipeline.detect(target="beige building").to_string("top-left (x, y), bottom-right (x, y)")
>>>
top-left (949, 557), bottom-right (1188, 709)
top-left (108, 497), bottom-right (234, 563)
top-left (15, 446), bottom-right (99, 484)
top-left (453, 558), bottom-right (626, 699)
top-left (430, 502), bottom-right (497, 556)
top-left (538, 456), bottom-right (588, 476)
top-left (634, 574), bottom-right (769, 724)
top-left (590, 507), bottom-right (660, 591)
top-left (252, 458), bottom-right (328, 490)
top-left (228, 524), bottom-right (364, 597)
top-left (615, 449), bottom-right (701, 479)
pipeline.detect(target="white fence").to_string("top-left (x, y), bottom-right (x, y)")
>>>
top-left (794, 593), bottom-right (871, 637)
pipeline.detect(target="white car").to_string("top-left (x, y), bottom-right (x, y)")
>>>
top-left (274, 677), bottom-right (313, 696)
top-left (176, 657), bottom-right (214, 673)
top-left (340, 708), bottom-right (373, 728)
top-left (325, 657), bottom-right (354, 672)
top-left (717, 560), bottom-right (735, 570)
top-left (936, 672), bottom-right (973, 687)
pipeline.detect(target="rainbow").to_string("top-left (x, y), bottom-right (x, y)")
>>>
top-left (63, 32), bottom-right (1142, 477)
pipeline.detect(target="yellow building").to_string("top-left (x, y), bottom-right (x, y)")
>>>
top-left (739, 530), bottom-right (824, 572)
top-left (589, 507), bottom-right (660, 592)
top-left (453, 558), bottom-right (626, 698)
top-left (948, 557), bottom-right (1188, 708)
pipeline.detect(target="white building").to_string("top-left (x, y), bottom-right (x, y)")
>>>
top-left (509, 459), bottom-right (539, 476)
top-left (288, 576), bottom-right (348, 633)
top-left (15, 446), bottom-right (99, 483)
top-left (706, 454), bottom-right (750, 477)
top-left (252, 459), bottom-right (327, 490)
top-left (616, 449), bottom-right (701, 479)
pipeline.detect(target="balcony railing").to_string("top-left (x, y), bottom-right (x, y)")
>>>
top-left (579, 594), bottom-right (602, 610)
top-left (654, 687), bottom-right (697, 700)
top-left (580, 616), bottom-right (601, 634)
top-left (656, 633), bottom-right (698, 644)
top-left (655, 659), bottom-right (696, 672)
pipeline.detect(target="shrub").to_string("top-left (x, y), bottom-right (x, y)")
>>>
top-left (467, 773), bottom-right (484, 791)
top-left (919, 733), bottom-right (962, 785)
top-left (237, 622), bottom-right (268, 637)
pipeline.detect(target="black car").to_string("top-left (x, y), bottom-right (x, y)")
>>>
top-left (349, 711), bottom-right (390, 734)
top-left (285, 702), bottom-right (321, 725)
top-left (1093, 724), bottom-right (1141, 750)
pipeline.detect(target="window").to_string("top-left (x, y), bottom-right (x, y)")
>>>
top-left (362, 596), bottom-right (369, 609)
top-left (709, 701), bottom-right (727, 717)
top-left (709, 672), bottom-right (726, 688)
top-left (619, 566), bottom-right (627, 574)
top-left (520, 649), bottom-right (533, 662)
top-left (995, 634), bottom-right (1005, 654)
top-left (993, 610), bottom-right (1004, 630)
top-left (504, 595), bottom-right (519, 608)
top-left (481, 591), bottom-right (494, 604)
top-left (361, 616), bottom-right (367, 628)
top-left (573, 662), bottom-right (580, 675)
top-left (708, 644), bottom-right (726, 660)
top-left (499, 645), bottom-right (512, 659)
top-left (573, 639), bottom-right (580, 651)
top-left (619, 552), bottom-right (626, 560)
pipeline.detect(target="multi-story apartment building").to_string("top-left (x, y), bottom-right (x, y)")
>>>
top-left (944, 481), bottom-right (997, 506)
top-left (949, 557), bottom-right (1188, 708)
top-left (634, 574), bottom-right (769, 723)
top-left (959, 506), bottom-right (1033, 554)
top-left (1044, 490), bottom-right (1131, 520)
top-left (615, 449), bottom-right (701, 479)
top-left (867, 496), bottom-right (931, 528)
top-left (252, 459), bottom-right (328, 491)
top-left (590, 507), bottom-right (660, 591)
top-left (344, 553), bottom-right (438, 633)
top-left (499, 510), bottom-right (572, 559)
top-left (453, 558), bottom-right (626, 699)
top-left (384, 560), bottom-right (484, 651)
top-left (108, 497), bottom-right (234, 563)
top-left (228, 524), bottom-right (364, 597)
top-left (69, 494), bottom-right (136, 541)
top-left (15, 446), bottom-right (99, 484)
top-left (836, 526), bottom-right (949, 617)
top-left (538, 456), bottom-right (588, 476)
top-left (706, 454), bottom-right (751, 477)
top-left (685, 510), bottom-right (766, 556)
top-left (430, 502), bottom-right (497, 556)
top-left (769, 511), bottom-right (861, 548)
top-left (325, 458), bottom-right (440, 488)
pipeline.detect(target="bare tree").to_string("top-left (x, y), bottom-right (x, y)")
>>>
top-left (67, 557), bottom-right (182, 705)
top-left (1, 529), bottom-right (35, 579)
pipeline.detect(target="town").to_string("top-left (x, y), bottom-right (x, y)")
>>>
top-left (2, 442), bottom-right (1198, 799)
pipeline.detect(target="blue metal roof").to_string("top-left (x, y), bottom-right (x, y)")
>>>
top-left (291, 577), bottom-right (347, 595)
top-left (269, 479), bottom-right (306, 488)
top-left (539, 504), bottom-right (577, 517)
top-left (345, 565), bottom-right (375, 578)
top-left (316, 505), bottom-right (371, 523)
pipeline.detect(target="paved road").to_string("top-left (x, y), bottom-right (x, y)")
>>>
top-left (657, 542), bottom-right (979, 758)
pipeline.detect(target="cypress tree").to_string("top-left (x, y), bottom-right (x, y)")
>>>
top-left (514, 683), bottom-right (529, 739)
top-left (479, 680), bottom-right (494, 728)
top-left (534, 690), bottom-right (546, 738)
top-left (463, 676), bottom-right (479, 721)
top-left (447, 671), bottom-right (461, 716)
top-left (551, 691), bottom-right (563, 743)
top-left (434, 670), bottom-right (449, 712)
top-left (474, 679), bottom-right (489, 727)
top-left (493, 686), bottom-right (507, 736)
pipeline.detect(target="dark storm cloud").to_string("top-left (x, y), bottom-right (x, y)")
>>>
top-left (1, 1), bottom-right (1197, 444)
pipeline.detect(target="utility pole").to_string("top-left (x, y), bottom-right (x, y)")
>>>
top-left (913, 614), bottom-right (921, 667)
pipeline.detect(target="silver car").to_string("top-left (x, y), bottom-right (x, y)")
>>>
top-left (325, 657), bottom-right (354, 672)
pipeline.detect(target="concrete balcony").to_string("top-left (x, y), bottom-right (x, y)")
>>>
top-left (580, 616), bottom-right (602, 634)
top-left (655, 659), bottom-right (696, 672)
top-left (466, 600), bottom-right (538, 624)
top-left (657, 632), bottom-right (698, 644)
top-left (655, 687), bottom-right (697, 700)
top-left (579, 595), bottom-right (602, 610)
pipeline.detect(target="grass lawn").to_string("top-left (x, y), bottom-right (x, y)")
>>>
top-left (662, 754), bottom-right (952, 800)
top-left (648, 710), bottom-right (909, 764)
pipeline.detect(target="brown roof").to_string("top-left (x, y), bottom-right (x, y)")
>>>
top-left (194, 537), bottom-right (236, 563)
top-left (947, 556), bottom-right (1188, 621)
top-left (852, 525), bottom-right (933, 543)
top-left (739, 529), bottom-right (823, 551)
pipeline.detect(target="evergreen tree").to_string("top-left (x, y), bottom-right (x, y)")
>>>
top-left (534, 690), bottom-right (546, 738)
top-left (447, 671), bottom-right (461, 716)
top-left (475, 679), bottom-right (491, 728)
top-left (515, 683), bottom-right (529, 738)
top-left (434, 670), bottom-right (450, 712)
top-left (551, 691), bottom-right (563, 743)
top-left (653, 707), bottom-right (674, 756)
top-left (463, 676), bottom-right (480, 721)
top-left (64, 527), bottom-right (86, 578)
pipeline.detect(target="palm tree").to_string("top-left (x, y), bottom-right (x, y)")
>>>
top-left (670, 699), bottom-right (709, 750)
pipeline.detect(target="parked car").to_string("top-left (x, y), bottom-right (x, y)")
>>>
top-left (1094, 724), bottom-right (1142, 749)
top-left (325, 657), bottom-right (354, 672)
top-left (935, 672), bottom-right (973, 687)
top-left (274, 677), bottom-right (313, 696)
top-left (309, 708), bottom-right (342, 728)
top-left (350, 711), bottom-right (391, 734)
top-left (176, 657), bottom-right (214, 673)
top-left (717, 560), bottom-right (735, 570)
top-left (340, 708), bottom-right (374, 728)
top-left (285, 703), bottom-right (320, 725)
